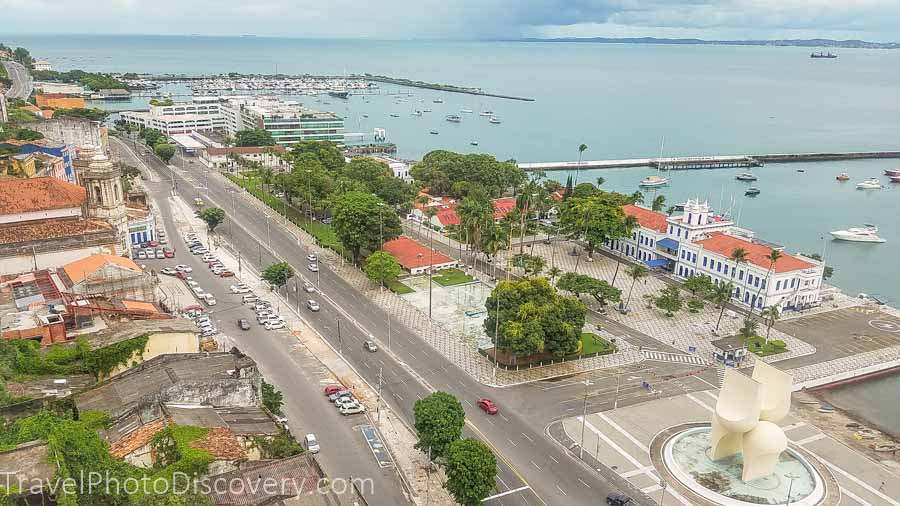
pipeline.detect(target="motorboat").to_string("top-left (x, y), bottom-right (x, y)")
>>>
top-left (856, 178), bottom-right (884, 189)
top-left (460, 109), bottom-right (474, 114)
top-left (470, 140), bottom-right (479, 146)
top-left (796, 169), bottom-right (805, 173)
top-left (362, 114), bottom-right (369, 118)
top-left (884, 169), bottom-right (900, 177)
top-left (412, 110), bottom-right (422, 116)
top-left (891, 175), bottom-right (900, 183)
top-left (836, 173), bottom-right (850, 181)
top-left (480, 110), bottom-right (494, 116)
top-left (489, 116), bottom-right (501, 124)
top-left (423, 108), bottom-right (432, 113)
top-left (429, 130), bottom-right (439, 135)
top-left (433, 98), bottom-right (444, 103)
top-left (446, 115), bottom-right (462, 123)
top-left (735, 172), bottom-right (758, 181)
top-left (830, 225), bottom-right (886, 243)
top-left (639, 175), bottom-right (669, 187)
top-left (389, 113), bottom-right (400, 118)
top-left (745, 187), bottom-right (761, 196)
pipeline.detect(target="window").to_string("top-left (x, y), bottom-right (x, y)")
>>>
top-left (791, 279), bottom-right (796, 288)
top-left (761, 280), bottom-right (766, 289)
top-left (776, 280), bottom-right (781, 290)
top-left (703, 257), bottom-right (708, 267)
top-left (754, 278), bottom-right (759, 288)
top-left (716, 262), bottom-right (722, 272)
top-left (692, 253), bottom-right (697, 263)
top-left (739, 271), bottom-right (744, 281)
top-left (668, 225), bottom-right (673, 233)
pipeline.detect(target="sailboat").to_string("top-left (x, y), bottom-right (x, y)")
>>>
top-left (641, 137), bottom-right (670, 187)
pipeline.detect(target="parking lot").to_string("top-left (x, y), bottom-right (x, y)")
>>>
top-left (775, 305), bottom-right (900, 368)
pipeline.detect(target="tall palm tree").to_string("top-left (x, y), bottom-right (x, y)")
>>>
top-left (260, 167), bottom-right (274, 194)
top-left (481, 223), bottom-right (507, 279)
top-left (714, 281), bottom-right (736, 332)
top-left (651, 195), bottom-right (666, 212)
top-left (729, 247), bottom-right (748, 306)
top-left (574, 143), bottom-right (588, 185)
top-left (457, 194), bottom-right (493, 270)
top-left (630, 191), bottom-right (644, 205)
top-left (751, 249), bottom-right (782, 318)
top-left (624, 264), bottom-right (649, 310)
top-left (760, 305), bottom-right (781, 343)
top-left (595, 177), bottom-right (605, 187)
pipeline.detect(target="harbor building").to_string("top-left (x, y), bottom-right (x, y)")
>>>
top-left (608, 199), bottom-right (824, 313)
top-left (219, 96), bottom-right (345, 147)
top-left (120, 97), bottom-right (226, 136)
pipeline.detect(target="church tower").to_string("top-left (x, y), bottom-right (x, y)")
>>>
top-left (75, 145), bottom-right (129, 253)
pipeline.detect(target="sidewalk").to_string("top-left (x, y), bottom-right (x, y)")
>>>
top-left (169, 192), bottom-right (452, 506)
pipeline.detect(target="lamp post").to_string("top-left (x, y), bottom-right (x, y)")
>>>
top-left (336, 317), bottom-right (342, 355)
top-left (785, 473), bottom-right (799, 506)
top-left (579, 379), bottom-right (593, 460)
top-left (264, 213), bottom-right (272, 250)
top-left (377, 201), bottom-right (385, 293)
top-left (305, 170), bottom-right (312, 224)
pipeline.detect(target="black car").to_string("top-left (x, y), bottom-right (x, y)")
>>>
top-left (237, 319), bottom-right (251, 331)
top-left (606, 493), bottom-right (634, 506)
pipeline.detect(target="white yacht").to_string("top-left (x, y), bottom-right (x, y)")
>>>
top-left (856, 178), bottom-right (884, 189)
top-left (470, 140), bottom-right (479, 146)
top-left (480, 110), bottom-right (494, 116)
top-left (639, 175), bottom-right (669, 187)
top-left (489, 116), bottom-right (501, 124)
top-left (830, 225), bottom-right (886, 243)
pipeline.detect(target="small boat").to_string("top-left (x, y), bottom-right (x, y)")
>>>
top-left (836, 172), bottom-right (850, 181)
top-left (328, 90), bottom-right (349, 99)
top-left (446, 115), bottom-right (462, 123)
top-left (470, 140), bottom-right (479, 146)
top-left (423, 108), bottom-right (432, 113)
top-left (830, 225), bottom-right (886, 243)
top-left (736, 172), bottom-right (758, 181)
top-left (891, 175), bottom-right (900, 183)
top-left (639, 175), bottom-right (669, 188)
top-left (429, 130), bottom-right (439, 135)
top-left (856, 178), bottom-right (884, 189)
top-left (884, 169), bottom-right (900, 177)
top-left (745, 187), bottom-right (761, 196)
top-left (433, 98), bottom-right (444, 104)
top-left (389, 113), bottom-right (400, 118)
top-left (362, 114), bottom-right (369, 118)
top-left (460, 109), bottom-right (474, 114)
top-left (796, 169), bottom-right (805, 173)
top-left (479, 110), bottom-right (494, 117)
top-left (489, 116), bottom-right (501, 124)
top-left (810, 52), bottom-right (838, 59)
top-left (412, 110), bottom-right (422, 116)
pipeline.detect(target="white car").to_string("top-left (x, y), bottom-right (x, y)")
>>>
top-left (303, 282), bottom-right (316, 293)
top-left (204, 297), bottom-right (217, 306)
top-left (175, 265), bottom-right (192, 273)
top-left (192, 286), bottom-right (205, 295)
top-left (242, 294), bottom-right (260, 304)
top-left (137, 251), bottom-right (147, 260)
top-left (305, 433), bottom-right (320, 454)
top-left (306, 300), bottom-right (320, 312)
top-left (306, 254), bottom-right (317, 263)
top-left (155, 249), bottom-right (165, 259)
top-left (264, 320), bottom-right (285, 331)
top-left (340, 404), bottom-right (366, 416)
top-left (160, 267), bottom-right (177, 276)
top-left (308, 263), bottom-right (319, 272)
top-left (202, 254), bottom-right (217, 262)
top-left (186, 280), bottom-right (199, 288)
top-left (230, 285), bottom-right (251, 294)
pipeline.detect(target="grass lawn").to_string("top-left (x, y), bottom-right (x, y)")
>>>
top-left (578, 333), bottom-right (616, 355)
top-left (431, 268), bottom-right (474, 286)
top-left (744, 337), bottom-right (788, 357)
top-left (387, 279), bottom-right (413, 294)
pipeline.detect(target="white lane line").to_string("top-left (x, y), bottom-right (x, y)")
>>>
top-left (596, 412), bottom-right (649, 453)
top-left (642, 484), bottom-right (661, 493)
top-left (530, 460), bottom-right (541, 470)
top-left (549, 455), bottom-right (559, 464)
top-left (507, 438), bottom-right (518, 447)
top-left (464, 399), bottom-right (474, 407)
top-left (555, 485), bottom-right (567, 496)
top-left (578, 478), bottom-right (591, 489)
top-left (794, 433), bottom-right (827, 446)
top-left (841, 487), bottom-right (874, 506)
top-left (485, 418), bottom-right (495, 426)
top-left (482, 485), bottom-right (530, 502)
top-left (499, 414), bottom-right (510, 422)
top-left (703, 390), bottom-right (718, 401)
top-left (621, 466), bottom-right (654, 478)
top-left (808, 449), bottom-right (900, 506)
top-left (521, 432), bottom-right (534, 443)
top-left (782, 421), bottom-right (807, 432)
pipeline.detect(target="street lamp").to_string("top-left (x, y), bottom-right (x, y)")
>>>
top-left (377, 201), bottom-right (385, 293)
top-left (336, 317), bottom-right (342, 355)
top-left (579, 379), bottom-right (593, 460)
top-left (305, 170), bottom-right (312, 224)
top-left (264, 213), bottom-right (271, 250)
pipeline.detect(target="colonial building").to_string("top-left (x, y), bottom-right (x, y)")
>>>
top-left (608, 199), bottom-right (824, 313)
top-left (74, 145), bottom-right (129, 252)
top-left (59, 254), bottom-right (155, 301)
top-left (200, 145), bottom-right (288, 171)
top-left (0, 139), bottom-right (75, 182)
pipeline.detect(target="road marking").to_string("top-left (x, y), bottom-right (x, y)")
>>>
top-left (621, 466), bottom-right (654, 478)
top-left (808, 451), bottom-right (900, 506)
top-left (363, 361), bottom-right (370, 369)
top-left (394, 392), bottom-right (403, 401)
top-left (464, 399), bottom-right (474, 407)
top-left (521, 432), bottom-right (534, 443)
top-left (577, 478), bottom-right (591, 488)
top-left (485, 418), bottom-right (495, 426)
top-left (641, 484), bottom-right (661, 493)
top-left (482, 485), bottom-right (530, 502)
top-left (530, 460), bottom-right (541, 470)
top-left (841, 487), bottom-right (874, 506)
top-left (555, 485), bottom-right (567, 496)
top-left (499, 414), bottom-right (510, 422)
top-left (794, 433), bottom-right (827, 445)
top-left (782, 422), bottom-right (807, 432)
top-left (548, 455), bottom-right (559, 464)
top-left (507, 438), bottom-right (518, 447)
top-left (596, 412), bottom-right (649, 453)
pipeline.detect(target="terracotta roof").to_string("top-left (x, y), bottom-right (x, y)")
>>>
top-left (19, 105), bottom-right (40, 113)
top-left (189, 427), bottom-right (246, 461)
top-left (0, 218), bottom-right (112, 246)
top-left (206, 146), bottom-right (286, 156)
top-left (383, 236), bottom-right (456, 270)
top-left (0, 177), bottom-right (87, 216)
top-left (492, 197), bottom-right (517, 219)
top-left (623, 204), bottom-right (668, 233)
top-left (62, 254), bottom-right (142, 285)
top-left (433, 197), bottom-right (516, 227)
top-left (694, 232), bottom-right (816, 273)
top-left (109, 418), bottom-right (168, 458)
top-left (435, 207), bottom-right (460, 226)
top-left (119, 300), bottom-right (160, 314)
top-left (203, 453), bottom-right (322, 505)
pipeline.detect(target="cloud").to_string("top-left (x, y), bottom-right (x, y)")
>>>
top-left (1, 0), bottom-right (899, 40)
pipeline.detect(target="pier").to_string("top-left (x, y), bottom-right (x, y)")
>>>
top-left (518, 151), bottom-right (900, 171)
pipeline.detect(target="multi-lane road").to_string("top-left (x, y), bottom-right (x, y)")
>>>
top-left (114, 135), bottom-right (715, 505)
top-left (2, 61), bottom-right (33, 99)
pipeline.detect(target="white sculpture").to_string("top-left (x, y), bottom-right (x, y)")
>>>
top-left (710, 362), bottom-right (793, 481)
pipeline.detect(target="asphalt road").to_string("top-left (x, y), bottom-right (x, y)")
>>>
top-left (2, 61), bottom-right (33, 99)
top-left (113, 136), bottom-right (644, 506)
top-left (113, 140), bottom-right (410, 505)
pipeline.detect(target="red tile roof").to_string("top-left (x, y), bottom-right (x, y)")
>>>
top-left (62, 254), bottom-right (142, 285)
top-left (109, 418), bottom-right (167, 458)
top-left (0, 218), bottom-right (112, 246)
top-left (189, 427), bottom-right (246, 461)
top-left (435, 208), bottom-right (460, 226)
top-left (383, 236), bottom-right (456, 270)
top-left (492, 197), bottom-right (517, 219)
top-left (694, 232), bottom-right (815, 273)
top-left (0, 177), bottom-right (86, 216)
top-left (623, 204), bottom-right (668, 233)
top-left (206, 146), bottom-right (286, 156)
top-left (433, 197), bottom-right (517, 227)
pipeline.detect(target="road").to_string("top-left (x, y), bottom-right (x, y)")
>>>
top-left (114, 135), bottom-right (638, 506)
top-left (2, 61), bottom-right (33, 99)
top-left (113, 140), bottom-right (410, 505)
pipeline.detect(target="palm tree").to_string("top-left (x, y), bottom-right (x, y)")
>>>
top-left (651, 195), bottom-right (666, 212)
top-left (481, 223), bottom-right (508, 279)
top-left (714, 281), bottom-right (735, 332)
top-left (751, 249), bottom-right (782, 318)
top-left (630, 191), bottom-right (644, 205)
top-left (574, 143), bottom-right (588, 185)
top-left (738, 318), bottom-right (760, 339)
top-left (595, 177), bottom-right (605, 187)
top-left (547, 266), bottom-right (562, 283)
top-left (259, 167), bottom-right (274, 194)
top-left (729, 247), bottom-right (748, 307)
top-left (457, 193), bottom-right (494, 270)
top-left (760, 305), bottom-right (780, 343)
top-left (624, 264), bottom-right (649, 310)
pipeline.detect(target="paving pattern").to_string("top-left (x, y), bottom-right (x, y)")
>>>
top-left (641, 350), bottom-right (708, 366)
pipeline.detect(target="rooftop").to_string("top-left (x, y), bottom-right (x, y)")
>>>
top-left (163, 405), bottom-right (278, 436)
top-left (204, 453), bottom-right (324, 506)
top-left (84, 318), bottom-right (197, 350)
top-left (694, 232), bottom-right (816, 273)
top-left (0, 442), bottom-right (56, 486)
top-left (0, 218), bottom-right (112, 246)
top-left (62, 254), bottom-right (142, 285)
top-left (383, 236), bottom-right (455, 270)
top-left (189, 427), bottom-right (246, 461)
top-left (0, 177), bottom-right (86, 216)
top-left (623, 204), bottom-right (669, 233)
top-left (711, 336), bottom-right (748, 351)
top-left (108, 417), bottom-right (168, 458)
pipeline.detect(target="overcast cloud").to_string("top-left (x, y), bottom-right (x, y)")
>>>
top-left (2, 0), bottom-right (899, 40)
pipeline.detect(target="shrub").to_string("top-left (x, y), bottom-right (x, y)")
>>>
top-left (770, 340), bottom-right (787, 349)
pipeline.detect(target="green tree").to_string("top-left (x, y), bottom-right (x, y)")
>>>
top-left (154, 142), bottom-right (176, 163)
top-left (624, 264), bottom-right (649, 310)
top-left (687, 298), bottom-right (705, 312)
top-left (290, 140), bottom-right (345, 171)
top-left (654, 286), bottom-right (683, 317)
top-left (751, 249), bottom-right (782, 317)
top-left (411, 150), bottom-right (524, 198)
top-left (512, 253), bottom-right (545, 277)
top-left (54, 108), bottom-right (110, 121)
top-left (557, 190), bottom-right (633, 270)
top-left (761, 305), bottom-right (781, 343)
top-left (485, 278), bottom-right (586, 357)
top-left (235, 128), bottom-right (275, 147)
top-left (651, 194), bottom-right (666, 212)
top-left (547, 266), bottom-right (562, 283)
top-left (262, 261), bottom-right (294, 288)
top-left (630, 191), bottom-right (644, 205)
top-left (364, 251), bottom-right (403, 286)
top-left (413, 391), bottom-right (465, 460)
top-left (261, 380), bottom-right (284, 415)
top-left (738, 317), bottom-right (760, 339)
top-left (556, 272), bottom-right (621, 307)
top-left (444, 439), bottom-right (498, 506)
top-left (332, 191), bottom-right (401, 263)
top-left (683, 275), bottom-right (714, 298)
top-left (13, 47), bottom-right (33, 67)
top-left (140, 127), bottom-right (165, 146)
top-left (198, 207), bottom-right (226, 232)
top-left (713, 281), bottom-right (736, 331)
top-left (573, 143), bottom-right (588, 186)
top-left (803, 252), bottom-right (834, 279)
top-left (457, 188), bottom-right (496, 266)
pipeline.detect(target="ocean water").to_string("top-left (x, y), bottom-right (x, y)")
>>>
top-left (8, 34), bottom-right (900, 428)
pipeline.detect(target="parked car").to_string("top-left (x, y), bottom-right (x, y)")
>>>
top-left (242, 294), bottom-right (260, 304)
top-left (219, 270), bottom-right (235, 277)
top-left (159, 237), bottom-right (168, 245)
top-left (186, 280), bottom-right (199, 287)
top-left (606, 493), bottom-right (634, 506)
top-left (137, 251), bottom-right (147, 260)
top-left (176, 272), bottom-right (189, 280)
top-left (340, 405), bottom-right (366, 416)
top-left (237, 319), bottom-right (250, 331)
top-left (304, 433), bottom-right (320, 454)
top-left (203, 294), bottom-right (217, 306)
top-left (191, 248), bottom-right (208, 255)
top-left (230, 285), bottom-right (251, 294)
top-left (323, 385), bottom-right (343, 396)
top-left (175, 265), bottom-right (192, 273)
top-left (148, 240), bottom-right (160, 247)
top-left (306, 254), bottom-right (317, 263)
top-left (256, 313), bottom-right (273, 324)
top-left (477, 398), bottom-right (498, 415)
top-left (335, 397), bottom-right (359, 409)
top-left (306, 300), bottom-right (320, 312)
top-left (328, 390), bottom-right (352, 401)
top-left (264, 320), bottom-right (285, 330)
top-left (160, 267), bottom-right (177, 276)
top-left (200, 328), bottom-right (217, 337)
top-left (308, 263), bottom-right (319, 272)
top-left (364, 340), bottom-right (378, 353)
top-left (164, 249), bottom-right (175, 258)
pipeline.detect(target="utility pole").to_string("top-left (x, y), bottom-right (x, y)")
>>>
top-left (376, 367), bottom-right (383, 424)
top-left (428, 226), bottom-right (434, 319)
top-left (336, 317), bottom-right (342, 355)
top-left (579, 379), bottom-right (592, 460)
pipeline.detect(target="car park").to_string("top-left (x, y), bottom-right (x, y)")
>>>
top-left (148, 240), bottom-right (160, 247)
top-left (308, 263), bottom-right (319, 272)
top-left (192, 286), bottom-right (205, 295)
top-left (159, 236), bottom-right (168, 245)
top-left (335, 397), bottom-right (359, 409)
top-left (192, 248), bottom-right (209, 255)
top-left (306, 254), bottom-right (317, 263)
top-left (306, 300), bottom-right (320, 312)
top-left (175, 265), bottom-right (192, 273)
top-left (323, 385), bottom-right (343, 396)
top-left (256, 313), bottom-right (273, 324)
top-left (242, 294), bottom-right (260, 304)
top-left (364, 340), bottom-right (378, 352)
top-left (160, 267), bottom-right (177, 276)
top-left (304, 433), bottom-right (319, 454)
top-left (339, 405), bottom-right (366, 416)
top-left (264, 320), bottom-right (285, 330)
top-left (477, 398), bottom-right (498, 415)
top-left (237, 319), bottom-right (250, 330)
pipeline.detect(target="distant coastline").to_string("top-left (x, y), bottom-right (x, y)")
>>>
top-left (517, 37), bottom-right (900, 50)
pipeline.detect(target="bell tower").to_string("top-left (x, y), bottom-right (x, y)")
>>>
top-left (76, 145), bottom-right (129, 253)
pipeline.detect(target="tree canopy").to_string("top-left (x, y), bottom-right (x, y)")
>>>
top-left (235, 128), bottom-right (276, 147)
top-left (444, 439), bottom-right (498, 506)
top-left (556, 272), bottom-right (622, 307)
top-left (154, 143), bottom-right (176, 163)
top-left (331, 191), bottom-right (401, 263)
top-left (364, 251), bottom-right (403, 285)
top-left (413, 391), bottom-right (466, 460)
top-left (484, 278), bottom-right (585, 357)
top-left (411, 150), bottom-right (524, 198)
top-left (558, 190), bottom-right (634, 255)
top-left (262, 261), bottom-right (294, 288)
top-left (54, 108), bottom-right (110, 121)
top-left (198, 207), bottom-right (226, 232)
top-left (32, 68), bottom-right (126, 90)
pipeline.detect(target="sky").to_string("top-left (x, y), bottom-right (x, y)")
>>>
top-left (2, 0), bottom-right (900, 41)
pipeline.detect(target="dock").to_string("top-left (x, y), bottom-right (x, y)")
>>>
top-left (518, 151), bottom-right (900, 171)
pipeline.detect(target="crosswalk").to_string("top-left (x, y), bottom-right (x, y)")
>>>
top-left (641, 350), bottom-right (707, 366)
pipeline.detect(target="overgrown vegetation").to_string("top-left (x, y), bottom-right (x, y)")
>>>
top-left (0, 126), bottom-right (44, 142)
top-left (252, 430), bottom-right (304, 459)
top-left (53, 108), bottom-right (111, 122)
top-left (261, 380), bottom-right (284, 415)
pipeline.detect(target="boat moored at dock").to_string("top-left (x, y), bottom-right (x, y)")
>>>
top-left (830, 225), bottom-right (886, 243)
top-left (736, 172), bottom-right (758, 181)
top-left (639, 175), bottom-right (669, 187)
top-left (856, 178), bottom-right (884, 189)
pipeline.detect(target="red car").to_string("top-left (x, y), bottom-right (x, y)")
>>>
top-left (176, 272), bottom-right (189, 280)
top-left (477, 398), bottom-right (498, 415)
top-left (219, 270), bottom-right (235, 277)
top-left (324, 385), bottom-right (343, 396)
top-left (148, 240), bottom-right (160, 247)
top-left (164, 250), bottom-right (175, 258)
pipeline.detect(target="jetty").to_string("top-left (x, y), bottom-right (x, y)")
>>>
top-left (518, 151), bottom-right (900, 171)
